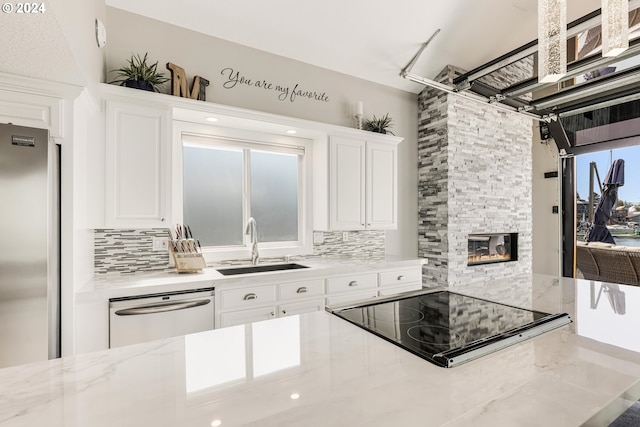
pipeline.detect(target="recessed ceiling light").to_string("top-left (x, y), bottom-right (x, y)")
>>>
top-left (290, 393), bottom-right (300, 400)
top-left (206, 117), bottom-right (218, 122)
top-left (286, 129), bottom-right (297, 134)
top-left (211, 420), bottom-right (222, 427)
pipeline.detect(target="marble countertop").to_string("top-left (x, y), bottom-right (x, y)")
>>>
top-left (76, 256), bottom-right (426, 302)
top-left (5, 274), bottom-right (640, 426)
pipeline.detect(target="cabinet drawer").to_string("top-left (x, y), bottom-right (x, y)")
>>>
top-left (379, 268), bottom-right (422, 287)
top-left (326, 273), bottom-right (377, 294)
top-left (279, 298), bottom-right (325, 317)
top-left (278, 279), bottom-right (324, 301)
top-left (219, 285), bottom-right (277, 310)
top-left (378, 283), bottom-right (422, 297)
top-left (326, 289), bottom-right (378, 306)
top-left (220, 306), bottom-right (276, 328)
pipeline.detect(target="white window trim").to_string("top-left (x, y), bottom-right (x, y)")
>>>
top-left (173, 121), bottom-right (313, 263)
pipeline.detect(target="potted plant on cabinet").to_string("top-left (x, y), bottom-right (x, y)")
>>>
top-left (363, 113), bottom-right (394, 135)
top-left (110, 53), bottom-right (169, 92)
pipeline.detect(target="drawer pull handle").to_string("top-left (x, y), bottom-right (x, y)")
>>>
top-left (243, 293), bottom-right (258, 300)
top-left (397, 275), bottom-right (405, 281)
top-left (348, 281), bottom-right (358, 287)
top-left (296, 287), bottom-right (309, 294)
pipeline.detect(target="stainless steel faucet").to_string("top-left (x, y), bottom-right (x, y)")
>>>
top-left (245, 217), bottom-right (259, 265)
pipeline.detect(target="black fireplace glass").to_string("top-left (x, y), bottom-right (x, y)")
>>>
top-left (468, 233), bottom-right (518, 266)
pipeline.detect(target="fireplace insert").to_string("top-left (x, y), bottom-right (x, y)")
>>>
top-left (468, 233), bottom-right (518, 266)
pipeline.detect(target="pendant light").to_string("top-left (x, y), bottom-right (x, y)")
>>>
top-left (601, 0), bottom-right (629, 57)
top-left (538, 0), bottom-right (567, 83)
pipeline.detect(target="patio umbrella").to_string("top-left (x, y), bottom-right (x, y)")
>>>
top-left (584, 159), bottom-right (625, 244)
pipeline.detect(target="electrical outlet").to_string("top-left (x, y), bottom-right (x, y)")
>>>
top-left (342, 231), bottom-right (349, 242)
top-left (313, 231), bottom-right (324, 244)
top-left (152, 237), bottom-right (168, 251)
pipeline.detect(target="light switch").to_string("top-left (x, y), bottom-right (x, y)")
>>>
top-left (313, 232), bottom-right (324, 244)
top-left (152, 237), bottom-right (168, 251)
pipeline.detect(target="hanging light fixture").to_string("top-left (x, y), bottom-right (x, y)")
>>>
top-left (538, 0), bottom-right (567, 83)
top-left (601, 0), bottom-right (629, 57)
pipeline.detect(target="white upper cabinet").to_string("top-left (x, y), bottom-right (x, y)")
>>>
top-left (99, 83), bottom-right (401, 232)
top-left (105, 100), bottom-right (171, 228)
top-left (315, 133), bottom-right (400, 231)
top-left (366, 140), bottom-right (397, 229)
top-left (330, 136), bottom-right (366, 230)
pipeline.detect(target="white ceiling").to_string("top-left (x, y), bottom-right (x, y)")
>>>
top-left (106, 0), bottom-right (602, 93)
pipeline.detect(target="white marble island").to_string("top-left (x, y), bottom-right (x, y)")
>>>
top-left (3, 274), bottom-right (640, 426)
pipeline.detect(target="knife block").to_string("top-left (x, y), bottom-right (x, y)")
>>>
top-left (169, 245), bottom-right (206, 273)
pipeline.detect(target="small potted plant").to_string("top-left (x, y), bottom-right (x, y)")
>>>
top-left (363, 113), bottom-right (394, 135)
top-left (110, 53), bottom-right (169, 92)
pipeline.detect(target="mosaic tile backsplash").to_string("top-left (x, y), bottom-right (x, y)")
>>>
top-left (94, 229), bottom-right (385, 275)
top-left (94, 229), bottom-right (172, 274)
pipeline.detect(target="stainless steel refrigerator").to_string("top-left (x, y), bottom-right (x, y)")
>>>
top-left (0, 123), bottom-right (60, 369)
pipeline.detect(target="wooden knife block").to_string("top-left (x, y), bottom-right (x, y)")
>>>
top-left (169, 246), bottom-right (206, 273)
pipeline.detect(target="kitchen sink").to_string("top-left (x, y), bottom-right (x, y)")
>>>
top-left (216, 263), bottom-right (309, 276)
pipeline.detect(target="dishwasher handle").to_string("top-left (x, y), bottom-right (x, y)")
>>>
top-left (114, 298), bottom-right (211, 316)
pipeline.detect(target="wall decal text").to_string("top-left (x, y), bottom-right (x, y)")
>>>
top-left (220, 67), bottom-right (329, 103)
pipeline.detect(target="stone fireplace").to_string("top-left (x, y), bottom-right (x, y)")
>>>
top-left (418, 65), bottom-right (533, 287)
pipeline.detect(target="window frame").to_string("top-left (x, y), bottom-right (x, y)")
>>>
top-left (174, 121), bottom-right (313, 263)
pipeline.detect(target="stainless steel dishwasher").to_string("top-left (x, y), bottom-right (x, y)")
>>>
top-left (109, 288), bottom-right (214, 348)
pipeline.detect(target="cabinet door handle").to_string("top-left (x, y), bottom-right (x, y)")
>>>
top-left (296, 287), bottom-right (308, 294)
top-left (271, 311), bottom-right (275, 316)
top-left (348, 281), bottom-right (358, 287)
top-left (397, 275), bottom-right (405, 281)
top-left (161, 218), bottom-right (165, 222)
top-left (243, 293), bottom-right (258, 300)
top-left (282, 309), bottom-right (287, 315)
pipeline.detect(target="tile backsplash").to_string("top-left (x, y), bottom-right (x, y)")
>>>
top-left (94, 229), bottom-right (385, 275)
top-left (94, 229), bottom-right (172, 275)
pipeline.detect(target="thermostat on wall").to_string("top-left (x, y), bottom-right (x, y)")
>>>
top-left (95, 18), bottom-right (107, 48)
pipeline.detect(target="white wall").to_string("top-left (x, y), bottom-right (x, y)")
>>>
top-left (0, 1), bottom-right (84, 85)
top-left (532, 124), bottom-right (561, 276)
top-left (49, 0), bottom-right (107, 88)
top-left (104, 7), bottom-right (419, 257)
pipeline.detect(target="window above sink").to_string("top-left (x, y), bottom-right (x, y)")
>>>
top-left (174, 121), bottom-right (314, 262)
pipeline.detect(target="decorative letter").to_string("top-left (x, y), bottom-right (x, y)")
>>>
top-left (167, 62), bottom-right (188, 97)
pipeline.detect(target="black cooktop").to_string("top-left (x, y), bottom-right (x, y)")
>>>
top-left (330, 291), bottom-right (572, 368)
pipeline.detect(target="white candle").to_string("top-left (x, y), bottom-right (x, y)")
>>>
top-left (356, 101), bottom-right (363, 116)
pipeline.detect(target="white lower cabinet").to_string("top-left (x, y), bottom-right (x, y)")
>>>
top-left (220, 306), bottom-right (277, 328)
top-left (326, 273), bottom-right (377, 293)
top-left (326, 289), bottom-right (379, 306)
top-left (219, 284), bottom-right (277, 310)
top-left (378, 268), bottom-right (422, 296)
top-left (279, 298), bottom-right (325, 317)
top-left (325, 273), bottom-right (378, 306)
top-left (215, 265), bottom-right (423, 328)
top-left (378, 283), bottom-right (422, 296)
top-left (278, 279), bottom-right (325, 317)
